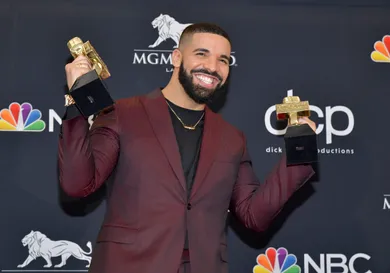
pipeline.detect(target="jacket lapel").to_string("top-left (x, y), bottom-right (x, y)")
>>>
top-left (190, 106), bottom-right (221, 200)
top-left (142, 89), bottom-right (186, 193)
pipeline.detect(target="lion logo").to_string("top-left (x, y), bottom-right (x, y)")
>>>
top-left (17, 230), bottom-right (92, 268)
top-left (149, 14), bottom-right (192, 48)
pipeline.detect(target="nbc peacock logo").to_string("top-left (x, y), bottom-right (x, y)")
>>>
top-left (370, 34), bottom-right (390, 63)
top-left (253, 247), bottom-right (301, 273)
top-left (0, 102), bottom-right (46, 132)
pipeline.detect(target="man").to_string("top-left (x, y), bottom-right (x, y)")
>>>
top-left (58, 22), bottom-right (316, 273)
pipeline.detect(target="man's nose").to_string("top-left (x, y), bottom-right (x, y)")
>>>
top-left (203, 57), bottom-right (218, 73)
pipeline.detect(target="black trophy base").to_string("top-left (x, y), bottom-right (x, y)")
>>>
top-left (69, 69), bottom-right (114, 117)
top-left (284, 124), bottom-right (318, 166)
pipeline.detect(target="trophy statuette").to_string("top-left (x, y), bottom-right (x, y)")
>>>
top-left (65, 37), bottom-right (114, 117)
top-left (276, 96), bottom-right (318, 165)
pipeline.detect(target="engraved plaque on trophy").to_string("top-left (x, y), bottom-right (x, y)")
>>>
top-left (276, 96), bottom-right (318, 165)
top-left (66, 37), bottom-right (114, 117)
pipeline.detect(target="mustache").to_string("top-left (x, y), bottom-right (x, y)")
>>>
top-left (191, 68), bottom-right (223, 82)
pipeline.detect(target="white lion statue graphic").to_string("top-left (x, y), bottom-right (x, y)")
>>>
top-left (17, 230), bottom-right (92, 268)
top-left (149, 14), bottom-right (192, 48)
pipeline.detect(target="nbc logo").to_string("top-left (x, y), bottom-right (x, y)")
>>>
top-left (370, 34), bottom-right (390, 63)
top-left (253, 247), bottom-right (300, 273)
top-left (0, 102), bottom-right (46, 132)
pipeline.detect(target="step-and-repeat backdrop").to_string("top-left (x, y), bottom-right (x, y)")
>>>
top-left (1, 0), bottom-right (390, 272)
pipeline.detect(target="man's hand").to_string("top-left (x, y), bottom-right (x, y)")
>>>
top-left (298, 117), bottom-right (317, 132)
top-left (65, 56), bottom-right (92, 90)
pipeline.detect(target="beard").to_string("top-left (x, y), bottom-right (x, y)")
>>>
top-left (178, 62), bottom-right (229, 105)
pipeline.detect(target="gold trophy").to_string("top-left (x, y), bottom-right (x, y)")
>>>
top-left (65, 37), bottom-right (114, 117)
top-left (276, 96), bottom-right (318, 165)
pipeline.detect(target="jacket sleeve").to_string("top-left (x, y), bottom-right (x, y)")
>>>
top-left (58, 107), bottom-right (120, 198)
top-left (230, 132), bottom-right (315, 232)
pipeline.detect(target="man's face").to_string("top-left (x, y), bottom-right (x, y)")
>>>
top-left (177, 33), bottom-right (231, 104)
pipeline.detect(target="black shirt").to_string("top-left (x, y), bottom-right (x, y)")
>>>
top-left (165, 99), bottom-right (204, 198)
top-left (165, 99), bottom-right (204, 250)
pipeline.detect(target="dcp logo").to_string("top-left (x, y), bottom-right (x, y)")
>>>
top-left (264, 89), bottom-right (354, 144)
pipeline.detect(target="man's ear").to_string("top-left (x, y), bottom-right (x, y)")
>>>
top-left (172, 49), bottom-right (182, 68)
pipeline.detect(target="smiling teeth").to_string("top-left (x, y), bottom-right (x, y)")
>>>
top-left (197, 75), bottom-right (213, 84)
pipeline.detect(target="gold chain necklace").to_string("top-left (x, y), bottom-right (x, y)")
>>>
top-left (166, 101), bottom-right (204, 130)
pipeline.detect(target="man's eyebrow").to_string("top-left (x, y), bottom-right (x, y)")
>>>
top-left (193, 48), bottom-right (209, 53)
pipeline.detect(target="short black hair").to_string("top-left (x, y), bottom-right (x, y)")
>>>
top-left (179, 22), bottom-right (231, 47)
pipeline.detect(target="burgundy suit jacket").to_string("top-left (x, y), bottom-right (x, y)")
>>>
top-left (58, 88), bottom-right (314, 273)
